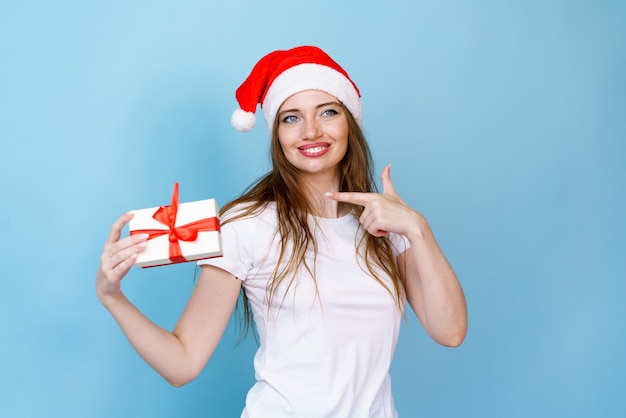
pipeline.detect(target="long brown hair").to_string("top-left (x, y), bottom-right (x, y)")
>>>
top-left (222, 104), bottom-right (405, 338)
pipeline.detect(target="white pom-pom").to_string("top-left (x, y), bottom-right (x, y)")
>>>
top-left (231, 109), bottom-right (256, 132)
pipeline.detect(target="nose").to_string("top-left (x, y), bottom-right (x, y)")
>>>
top-left (301, 117), bottom-right (322, 140)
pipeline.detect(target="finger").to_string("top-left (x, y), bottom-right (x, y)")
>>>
top-left (111, 251), bottom-right (139, 275)
top-left (362, 217), bottom-right (388, 237)
top-left (381, 165), bottom-right (398, 196)
top-left (104, 233), bottom-right (149, 260)
top-left (103, 239), bottom-right (146, 272)
top-left (98, 252), bottom-right (136, 290)
top-left (359, 208), bottom-right (388, 237)
top-left (105, 212), bottom-right (134, 245)
top-left (325, 191), bottom-right (375, 207)
top-left (115, 240), bottom-right (147, 265)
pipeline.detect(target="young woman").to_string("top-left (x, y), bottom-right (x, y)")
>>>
top-left (96, 45), bottom-right (467, 417)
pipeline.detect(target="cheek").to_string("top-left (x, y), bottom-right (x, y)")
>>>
top-left (276, 135), bottom-right (297, 165)
top-left (335, 117), bottom-right (349, 138)
top-left (279, 142), bottom-right (295, 162)
top-left (334, 125), bottom-right (350, 151)
top-left (277, 128), bottom-right (295, 151)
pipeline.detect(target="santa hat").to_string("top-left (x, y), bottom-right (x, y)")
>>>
top-left (231, 45), bottom-right (362, 132)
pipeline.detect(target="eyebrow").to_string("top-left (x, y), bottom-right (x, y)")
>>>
top-left (278, 101), bottom-right (341, 117)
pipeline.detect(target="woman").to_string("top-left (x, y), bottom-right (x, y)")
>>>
top-left (97, 45), bottom-right (467, 417)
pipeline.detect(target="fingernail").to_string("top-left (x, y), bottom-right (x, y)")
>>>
top-left (324, 192), bottom-right (333, 197)
top-left (137, 241), bottom-right (147, 248)
top-left (137, 233), bottom-right (150, 240)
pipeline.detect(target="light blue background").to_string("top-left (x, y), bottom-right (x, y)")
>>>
top-left (1, 1), bottom-right (624, 417)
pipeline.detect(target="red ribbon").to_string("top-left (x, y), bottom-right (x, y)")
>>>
top-left (131, 182), bottom-right (220, 264)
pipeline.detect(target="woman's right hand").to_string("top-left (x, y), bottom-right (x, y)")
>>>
top-left (96, 212), bottom-right (149, 305)
top-left (94, 214), bottom-right (242, 386)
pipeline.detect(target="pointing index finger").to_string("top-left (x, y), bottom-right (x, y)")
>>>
top-left (325, 191), bottom-right (374, 207)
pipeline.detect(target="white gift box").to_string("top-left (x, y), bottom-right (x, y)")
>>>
top-left (128, 184), bottom-right (222, 268)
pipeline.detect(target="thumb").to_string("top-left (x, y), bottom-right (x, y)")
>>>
top-left (381, 164), bottom-right (397, 196)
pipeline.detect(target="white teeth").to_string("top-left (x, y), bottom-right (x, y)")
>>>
top-left (302, 146), bottom-right (326, 153)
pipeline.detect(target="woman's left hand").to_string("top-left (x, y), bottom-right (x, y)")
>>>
top-left (329, 165), bottom-right (467, 347)
top-left (326, 165), bottom-right (423, 239)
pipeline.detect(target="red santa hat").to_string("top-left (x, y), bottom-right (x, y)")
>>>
top-left (231, 45), bottom-right (362, 132)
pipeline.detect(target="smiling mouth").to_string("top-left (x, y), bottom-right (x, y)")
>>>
top-left (298, 144), bottom-right (329, 156)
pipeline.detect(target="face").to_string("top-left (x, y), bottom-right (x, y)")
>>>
top-left (276, 90), bottom-right (349, 183)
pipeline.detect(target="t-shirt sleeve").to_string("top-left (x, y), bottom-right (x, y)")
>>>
top-left (197, 219), bottom-right (253, 281)
top-left (388, 232), bottom-right (411, 258)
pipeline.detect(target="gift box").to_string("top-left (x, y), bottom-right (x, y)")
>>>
top-left (128, 182), bottom-right (222, 268)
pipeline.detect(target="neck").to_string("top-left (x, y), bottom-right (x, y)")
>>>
top-left (300, 172), bottom-right (348, 218)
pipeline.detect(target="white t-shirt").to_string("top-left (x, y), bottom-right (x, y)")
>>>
top-left (199, 203), bottom-right (410, 418)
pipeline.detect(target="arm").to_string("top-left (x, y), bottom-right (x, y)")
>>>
top-left (326, 165), bottom-right (467, 347)
top-left (396, 215), bottom-right (467, 347)
top-left (96, 213), bottom-right (242, 386)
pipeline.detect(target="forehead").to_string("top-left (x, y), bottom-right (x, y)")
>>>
top-left (279, 89), bottom-right (340, 110)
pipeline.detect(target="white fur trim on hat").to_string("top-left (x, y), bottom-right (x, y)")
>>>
top-left (261, 63), bottom-right (362, 131)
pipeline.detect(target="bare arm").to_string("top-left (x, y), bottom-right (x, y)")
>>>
top-left (327, 165), bottom-right (467, 347)
top-left (397, 216), bottom-right (467, 347)
top-left (96, 213), bottom-right (242, 386)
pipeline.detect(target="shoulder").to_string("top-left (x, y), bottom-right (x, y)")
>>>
top-left (221, 201), bottom-right (278, 228)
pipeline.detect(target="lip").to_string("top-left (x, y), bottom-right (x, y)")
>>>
top-left (298, 142), bottom-right (330, 157)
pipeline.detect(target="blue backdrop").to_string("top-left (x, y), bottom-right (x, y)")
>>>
top-left (1, 1), bottom-right (624, 417)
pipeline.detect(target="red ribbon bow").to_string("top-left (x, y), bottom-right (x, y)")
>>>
top-left (131, 182), bottom-right (220, 264)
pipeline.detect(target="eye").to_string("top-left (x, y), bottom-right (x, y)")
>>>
top-left (281, 114), bottom-right (299, 124)
top-left (321, 108), bottom-right (339, 117)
